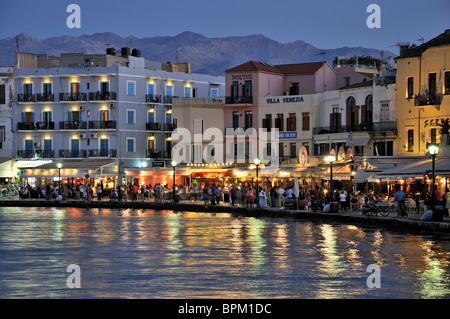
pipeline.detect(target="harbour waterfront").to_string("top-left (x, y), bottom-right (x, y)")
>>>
top-left (1, 206), bottom-right (450, 299)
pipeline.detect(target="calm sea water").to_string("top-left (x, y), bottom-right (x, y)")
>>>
top-left (0, 206), bottom-right (450, 299)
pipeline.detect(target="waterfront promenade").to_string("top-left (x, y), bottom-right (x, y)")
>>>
top-left (1, 196), bottom-right (450, 237)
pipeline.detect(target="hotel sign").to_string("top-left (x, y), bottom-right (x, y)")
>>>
top-left (266, 96), bottom-right (304, 104)
top-left (275, 132), bottom-right (297, 139)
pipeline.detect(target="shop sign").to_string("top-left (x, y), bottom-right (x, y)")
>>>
top-left (275, 132), bottom-right (297, 139)
top-left (152, 161), bottom-right (165, 168)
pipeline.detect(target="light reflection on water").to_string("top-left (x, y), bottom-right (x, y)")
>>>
top-left (1, 207), bottom-right (450, 299)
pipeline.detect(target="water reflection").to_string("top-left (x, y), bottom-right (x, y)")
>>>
top-left (1, 207), bottom-right (450, 298)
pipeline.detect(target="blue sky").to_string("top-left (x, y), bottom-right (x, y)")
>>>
top-left (0, 0), bottom-right (448, 52)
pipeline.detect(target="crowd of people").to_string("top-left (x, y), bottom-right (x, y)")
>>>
top-left (10, 181), bottom-right (450, 217)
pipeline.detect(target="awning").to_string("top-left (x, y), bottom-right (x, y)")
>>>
top-left (375, 157), bottom-right (450, 178)
top-left (346, 137), bottom-right (370, 146)
top-left (352, 169), bottom-right (372, 183)
top-left (0, 158), bottom-right (13, 178)
top-left (21, 160), bottom-right (117, 178)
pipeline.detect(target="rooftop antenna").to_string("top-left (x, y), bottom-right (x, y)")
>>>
top-left (176, 51), bottom-right (179, 64)
top-left (16, 36), bottom-right (19, 52)
top-left (105, 42), bottom-right (111, 48)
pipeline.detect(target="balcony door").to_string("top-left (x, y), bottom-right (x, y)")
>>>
top-left (100, 110), bottom-right (109, 122)
top-left (71, 139), bottom-right (79, 158)
top-left (100, 81), bottom-right (109, 94)
top-left (25, 139), bottom-right (33, 156)
top-left (100, 138), bottom-right (109, 156)
top-left (70, 82), bottom-right (79, 99)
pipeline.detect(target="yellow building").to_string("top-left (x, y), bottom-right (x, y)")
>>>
top-left (396, 29), bottom-right (450, 156)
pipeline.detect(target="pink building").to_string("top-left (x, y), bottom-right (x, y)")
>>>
top-left (223, 61), bottom-right (337, 162)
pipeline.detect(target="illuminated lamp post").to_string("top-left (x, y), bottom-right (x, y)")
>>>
top-left (427, 143), bottom-right (439, 208)
top-left (57, 163), bottom-right (62, 195)
top-left (326, 154), bottom-right (336, 202)
top-left (254, 158), bottom-right (261, 208)
top-left (171, 160), bottom-right (177, 202)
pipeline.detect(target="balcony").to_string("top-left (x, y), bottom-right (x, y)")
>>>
top-left (59, 92), bottom-right (87, 102)
top-left (163, 95), bottom-right (179, 104)
top-left (145, 94), bottom-right (162, 103)
top-left (164, 123), bottom-right (177, 132)
top-left (313, 121), bottom-right (398, 135)
top-left (225, 96), bottom-right (253, 105)
top-left (88, 149), bottom-right (117, 158)
top-left (59, 121), bottom-right (87, 130)
top-left (39, 150), bottom-right (55, 159)
top-left (17, 94), bottom-right (35, 103)
top-left (88, 121), bottom-right (116, 130)
top-left (17, 150), bottom-right (36, 159)
top-left (36, 122), bottom-right (55, 130)
top-left (59, 150), bottom-right (87, 158)
top-left (36, 93), bottom-right (54, 102)
top-left (146, 149), bottom-right (162, 159)
top-left (414, 93), bottom-right (442, 107)
top-left (146, 122), bottom-right (162, 131)
top-left (89, 92), bottom-right (117, 101)
top-left (17, 122), bottom-right (35, 131)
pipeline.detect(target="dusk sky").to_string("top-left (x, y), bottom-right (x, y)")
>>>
top-left (0, 0), bottom-right (449, 52)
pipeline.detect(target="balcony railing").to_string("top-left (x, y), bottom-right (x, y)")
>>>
top-left (88, 121), bottom-right (116, 130)
top-left (17, 150), bottom-right (36, 158)
top-left (88, 149), bottom-right (117, 158)
top-left (17, 94), bottom-right (35, 103)
top-left (36, 122), bottom-right (55, 130)
top-left (59, 121), bottom-right (88, 130)
top-left (414, 93), bottom-right (442, 106)
top-left (59, 92), bottom-right (87, 102)
top-left (146, 149), bottom-right (162, 159)
top-left (164, 95), bottom-right (179, 104)
top-left (146, 122), bottom-right (162, 131)
top-left (313, 121), bottom-right (398, 135)
top-left (146, 94), bottom-right (162, 103)
top-left (36, 93), bottom-right (54, 102)
top-left (89, 92), bottom-right (117, 101)
top-left (59, 150), bottom-right (87, 158)
top-left (225, 96), bottom-right (253, 104)
top-left (164, 123), bottom-right (177, 131)
top-left (17, 122), bottom-right (35, 130)
top-left (38, 150), bottom-right (54, 159)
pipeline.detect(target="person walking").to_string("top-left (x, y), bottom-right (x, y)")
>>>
top-left (230, 185), bottom-right (237, 206)
top-left (277, 186), bottom-right (285, 208)
top-left (339, 190), bottom-right (347, 211)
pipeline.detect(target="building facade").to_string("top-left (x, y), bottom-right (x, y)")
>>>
top-left (13, 50), bottom-right (225, 189)
top-left (0, 66), bottom-right (15, 188)
top-left (395, 29), bottom-right (450, 156)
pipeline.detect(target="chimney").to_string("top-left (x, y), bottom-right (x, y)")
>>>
top-left (399, 42), bottom-right (410, 56)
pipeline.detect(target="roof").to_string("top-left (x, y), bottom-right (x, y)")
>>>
top-left (396, 29), bottom-right (450, 59)
top-left (226, 60), bottom-right (327, 75)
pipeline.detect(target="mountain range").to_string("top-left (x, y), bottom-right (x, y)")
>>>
top-left (0, 31), bottom-right (397, 76)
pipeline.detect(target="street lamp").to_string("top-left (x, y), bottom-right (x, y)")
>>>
top-left (254, 158), bottom-right (261, 208)
top-left (427, 143), bottom-right (439, 207)
top-left (171, 160), bottom-right (177, 202)
top-left (57, 163), bottom-right (62, 195)
top-left (326, 154), bottom-right (336, 202)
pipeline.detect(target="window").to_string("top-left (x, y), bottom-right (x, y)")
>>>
top-left (262, 114), bottom-right (272, 131)
top-left (302, 113), bottom-right (310, 131)
top-left (165, 111), bottom-right (172, 124)
top-left (429, 73), bottom-right (436, 97)
top-left (148, 83), bottom-right (155, 95)
top-left (184, 86), bottom-right (192, 98)
top-left (407, 129), bottom-right (414, 152)
top-left (23, 83), bottom-right (32, 95)
top-left (100, 81), bottom-right (109, 94)
top-left (243, 81), bottom-right (252, 97)
top-left (445, 71), bottom-right (450, 95)
top-left (430, 128), bottom-right (437, 144)
top-left (346, 96), bottom-right (358, 129)
top-left (330, 107), bottom-right (341, 131)
top-left (127, 81), bottom-right (136, 96)
top-left (0, 125), bottom-right (5, 149)
top-left (374, 141), bottom-right (393, 156)
top-left (231, 81), bottom-right (239, 98)
top-left (127, 138), bottom-right (135, 152)
top-left (289, 82), bottom-right (299, 95)
top-left (344, 77), bottom-right (350, 87)
top-left (266, 142), bottom-right (271, 156)
top-left (211, 87), bottom-right (219, 97)
top-left (127, 110), bottom-right (135, 124)
top-left (275, 114), bottom-right (284, 131)
top-left (232, 111), bottom-right (239, 129)
top-left (166, 84), bottom-right (173, 97)
top-left (290, 143), bottom-right (296, 158)
top-left (147, 111), bottom-right (155, 123)
top-left (407, 77), bottom-right (414, 99)
top-left (244, 111), bottom-right (252, 130)
top-left (286, 113), bottom-right (296, 131)
top-left (193, 119), bottom-right (203, 134)
top-left (0, 85), bottom-right (5, 104)
top-left (43, 82), bottom-right (52, 95)
top-left (362, 95), bottom-right (373, 124)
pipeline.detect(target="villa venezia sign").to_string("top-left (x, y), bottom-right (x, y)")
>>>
top-left (266, 96), bottom-right (304, 104)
